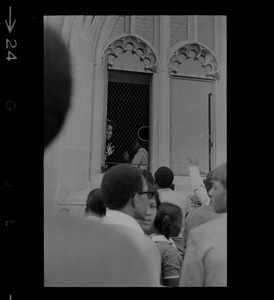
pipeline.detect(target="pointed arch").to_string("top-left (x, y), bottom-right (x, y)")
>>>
top-left (168, 41), bottom-right (220, 79)
top-left (101, 34), bottom-right (160, 73)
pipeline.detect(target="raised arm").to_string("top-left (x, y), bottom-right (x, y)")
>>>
top-left (187, 157), bottom-right (210, 206)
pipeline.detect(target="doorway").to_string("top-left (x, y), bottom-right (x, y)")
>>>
top-left (104, 70), bottom-right (152, 170)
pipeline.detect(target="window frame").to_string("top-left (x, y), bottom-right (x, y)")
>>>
top-left (101, 69), bottom-right (153, 172)
top-left (169, 74), bottom-right (216, 176)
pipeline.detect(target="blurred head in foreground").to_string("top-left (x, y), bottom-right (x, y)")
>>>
top-left (44, 25), bottom-right (72, 149)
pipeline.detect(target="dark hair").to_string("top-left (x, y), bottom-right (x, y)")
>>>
top-left (212, 163), bottom-right (227, 188)
top-left (142, 169), bottom-right (155, 186)
top-left (44, 25), bottom-right (72, 149)
top-left (153, 202), bottom-right (182, 233)
top-left (132, 138), bottom-right (143, 148)
top-left (147, 183), bottom-right (161, 208)
top-left (154, 166), bottom-right (174, 188)
top-left (85, 188), bottom-right (106, 217)
top-left (203, 170), bottom-right (215, 193)
top-left (106, 119), bottom-right (115, 129)
top-left (101, 165), bottom-right (144, 210)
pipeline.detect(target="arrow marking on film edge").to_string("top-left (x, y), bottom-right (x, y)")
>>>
top-left (5, 6), bottom-right (16, 33)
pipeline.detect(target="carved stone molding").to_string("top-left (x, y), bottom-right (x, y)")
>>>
top-left (103, 35), bottom-right (159, 73)
top-left (168, 43), bottom-right (220, 79)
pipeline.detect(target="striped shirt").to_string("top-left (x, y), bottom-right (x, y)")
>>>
top-left (150, 234), bottom-right (182, 284)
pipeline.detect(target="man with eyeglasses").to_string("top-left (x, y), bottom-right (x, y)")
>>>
top-left (101, 164), bottom-right (161, 285)
top-left (102, 164), bottom-right (156, 235)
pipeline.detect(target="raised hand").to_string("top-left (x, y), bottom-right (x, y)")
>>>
top-left (186, 157), bottom-right (198, 166)
top-left (106, 143), bottom-right (115, 156)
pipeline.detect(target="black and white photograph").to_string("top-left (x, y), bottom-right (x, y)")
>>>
top-left (4, 13), bottom-right (227, 294)
top-left (44, 15), bottom-right (227, 287)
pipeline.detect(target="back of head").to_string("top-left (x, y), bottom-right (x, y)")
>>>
top-left (101, 165), bottom-right (144, 210)
top-left (85, 188), bottom-right (106, 217)
top-left (154, 166), bottom-right (174, 188)
top-left (212, 163), bottom-right (227, 188)
top-left (44, 25), bottom-right (72, 149)
top-left (132, 138), bottom-right (143, 151)
top-left (154, 202), bottom-right (182, 232)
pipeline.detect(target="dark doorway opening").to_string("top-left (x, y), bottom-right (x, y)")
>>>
top-left (104, 70), bottom-right (152, 170)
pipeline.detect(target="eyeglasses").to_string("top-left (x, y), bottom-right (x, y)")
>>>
top-left (131, 191), bottom-right (155, 199)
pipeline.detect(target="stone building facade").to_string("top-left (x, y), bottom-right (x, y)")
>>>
top-left (44, 15), bottom-right (226, 217)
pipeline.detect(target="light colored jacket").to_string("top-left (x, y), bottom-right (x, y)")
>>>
top-left (180, 213), bottom-right (227, 287)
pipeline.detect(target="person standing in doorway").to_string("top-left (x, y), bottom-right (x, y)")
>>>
top-left (104, 119), bottom-right (116, 170)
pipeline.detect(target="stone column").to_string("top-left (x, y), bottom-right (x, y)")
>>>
top-left (158, 15), bottom-right (170, 167)
top-left (214, 16), bottom-right (227, 166)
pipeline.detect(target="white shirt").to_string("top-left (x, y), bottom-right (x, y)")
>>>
top-left (103, 209), bottom-right (145, 235)
top-left (158, 188), bottom-right (192, 222)
top-left (131, 148), bottom-right (148, 169)
top-left (180, 213), bottom-right (227, 286)
top-left (189, 166), bottom-right (210, 206)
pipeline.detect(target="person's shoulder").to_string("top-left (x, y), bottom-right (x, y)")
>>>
top-left (116, 224), bottom-right (158, 250)
top-left (140, 147), bottom-right (148, 154)
top-left (187, 205), bottom-right (218, 221)
top-left (186, 206), bottom-right (202, 219)
top-left (160, 190), bottom-right (189, 204)
top-left (156, 242), bottom-right (181, 260)
top-left (155, 240), bottom-right (171, 253)
top-left (202, 213), bottom-right (226, 227)
top-left (190, 214), bottom-right (226, 238)
top-left (45, 215), bottom-right (161, 286)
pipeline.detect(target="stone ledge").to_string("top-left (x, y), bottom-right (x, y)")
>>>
top-left (67, 173), bottom-right (104, 204)
top-left (66, 187), bottom-right (91, 205)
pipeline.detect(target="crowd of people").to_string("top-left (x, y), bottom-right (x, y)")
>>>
top-left (44, 24), bottom-right (227, 287)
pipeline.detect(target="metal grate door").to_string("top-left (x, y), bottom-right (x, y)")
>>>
top-left (104, 70), bottom-right (151, 171)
